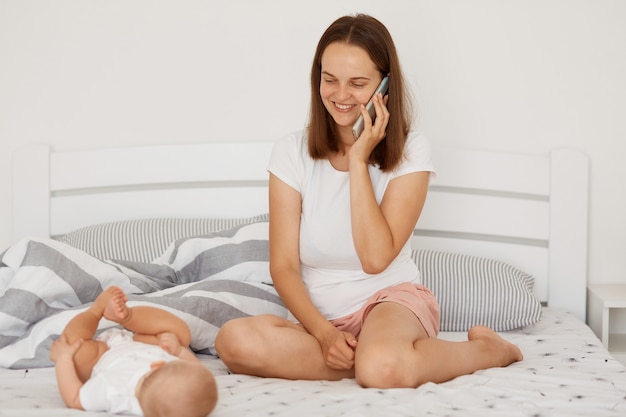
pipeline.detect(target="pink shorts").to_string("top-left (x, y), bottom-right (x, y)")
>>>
top-left (330, 283), bottom-right (440, 338)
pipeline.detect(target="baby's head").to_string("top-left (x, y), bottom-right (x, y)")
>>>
top-left (138, 360), bottom-right (218, 417)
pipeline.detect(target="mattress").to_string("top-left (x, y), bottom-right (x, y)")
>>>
top-left (2, 308), bottom-right (625, 417)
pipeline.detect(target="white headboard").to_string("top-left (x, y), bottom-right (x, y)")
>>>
top-left (11, 142), bottom-right (589, 321)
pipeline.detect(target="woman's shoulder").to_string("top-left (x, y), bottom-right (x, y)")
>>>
top-left (272, 128), bottom-right (309, 157)
top-left (389, 130), bottom-right (436, 179)
top-left (406, 130), bottom-right (429, 144)
top-left (405, 130), bottom-right (432, 155)
top-left (267, 129), bottom-right (311, 190)
top-left (268, 128), bottom-right (310, 170)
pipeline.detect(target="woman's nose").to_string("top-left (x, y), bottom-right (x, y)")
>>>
top-left (336, 83), bottom-right (350, 100)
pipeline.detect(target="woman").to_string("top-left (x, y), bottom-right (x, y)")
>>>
top-left (215, 14), bottom-right (522, 389)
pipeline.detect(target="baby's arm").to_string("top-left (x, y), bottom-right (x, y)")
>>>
top-left (49, 334), bottom-right (85, 410)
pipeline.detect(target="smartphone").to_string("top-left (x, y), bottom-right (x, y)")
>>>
top-left (352, 76), bottom-right (389, 141)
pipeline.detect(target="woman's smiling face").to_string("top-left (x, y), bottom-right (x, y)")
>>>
top-left (319, 42), bottom-right (383, 132)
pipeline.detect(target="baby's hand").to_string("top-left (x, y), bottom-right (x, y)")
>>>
top-left (158, 332), bottom-right (183, 357)
top-left (49, 334), bottom-right (83, 363)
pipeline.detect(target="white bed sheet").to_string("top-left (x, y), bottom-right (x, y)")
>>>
top-left (1, 308), bottom-right (625, 417)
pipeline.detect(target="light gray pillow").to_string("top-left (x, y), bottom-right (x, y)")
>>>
top-left (54, 214), bottom-right (269, 263)
top-left (412, 249), bottom-right (542, 332)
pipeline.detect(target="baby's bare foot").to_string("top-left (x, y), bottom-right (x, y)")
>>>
top-left (468, 325), bottom-right (523, 366)
top-left (102, 288), bottom-right (129, 323)
top-left (91, 286), bottom-right (121, 312)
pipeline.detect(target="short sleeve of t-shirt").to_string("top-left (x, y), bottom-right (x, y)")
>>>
top-left (267, 131), bottom-right (306, 192)
top-left (391, 131), bottom-right (437, 183)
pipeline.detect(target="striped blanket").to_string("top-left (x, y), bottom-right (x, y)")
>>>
top-left (0, 220), bottom-right (287, 369)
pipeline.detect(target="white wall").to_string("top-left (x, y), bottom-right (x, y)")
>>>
top-left (1, 0), bottom-right (625, 287)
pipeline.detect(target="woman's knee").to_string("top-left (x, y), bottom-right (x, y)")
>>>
top-left (214, 315), bottom-right (277, 369)
top-left (215, 318), bottom-right (252, 360)
top-left (355, 346), bottom-right (422, 389)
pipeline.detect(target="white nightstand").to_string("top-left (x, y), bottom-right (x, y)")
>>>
top-left (587, 284), bottom-right (626, 365)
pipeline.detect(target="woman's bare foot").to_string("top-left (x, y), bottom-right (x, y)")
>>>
top-left (468, 325), bottom-right (523, 366)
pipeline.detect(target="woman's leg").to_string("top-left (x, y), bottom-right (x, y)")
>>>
top-left (355, 302), bottom-right (523, 388)
top-left (215, 314), bottom-right (354, 380)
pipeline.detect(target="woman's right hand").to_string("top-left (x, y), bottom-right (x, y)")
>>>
top-left (318, 328), bottom-right (358, 370)
top-left (350, 93), bottom-right (389, 163)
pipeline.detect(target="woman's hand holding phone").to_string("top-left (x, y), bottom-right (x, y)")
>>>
top-left (349, 77), bottom-right (390, 169)
top-left (352, 76), bottom-right (389, 141)
top-left (349, 92), bottom-right (389, 169)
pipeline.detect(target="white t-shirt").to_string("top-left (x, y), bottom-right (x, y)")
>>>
top-left (79, 329), bottom-right (178, 415)
top-left (267, 130), bottom-right (436, 319)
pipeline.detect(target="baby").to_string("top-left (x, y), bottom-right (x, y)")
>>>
top-left (50, 286), bottom-right (217, 417)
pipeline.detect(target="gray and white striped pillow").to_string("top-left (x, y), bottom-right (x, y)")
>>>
top-left (54, 214), bottom-right (269, 263)
top-left (412, 249), bottom-right (542, 332)
top-left (55, 216), bottom-right (541, 332)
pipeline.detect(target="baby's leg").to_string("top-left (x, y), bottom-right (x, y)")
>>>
top-left (119, 306), bottom-right (192, 348)
top-left (61, 286), bottom-right (126, 381)
top-left (96, 288), bottom-right (192, 352)
top-left (63, 286), bottom-right (126, 344)
top-left (102, 288), bottom-right (130, 323)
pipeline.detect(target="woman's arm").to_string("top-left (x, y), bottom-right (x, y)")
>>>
top-left (350, 167), bottom-right (429, 274)
top-left (268, 174), bottom-right (333, 338)
top-left (349, 94), bottom-right (430, 273)
top-left (268, 174), bottom-right (357, 369)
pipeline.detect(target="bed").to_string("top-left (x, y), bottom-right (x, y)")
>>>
top-left (3, 139), bottom-right (625, 417)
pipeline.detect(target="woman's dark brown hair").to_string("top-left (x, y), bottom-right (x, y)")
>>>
top-left (308, 14), bottom-right (412, 172)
